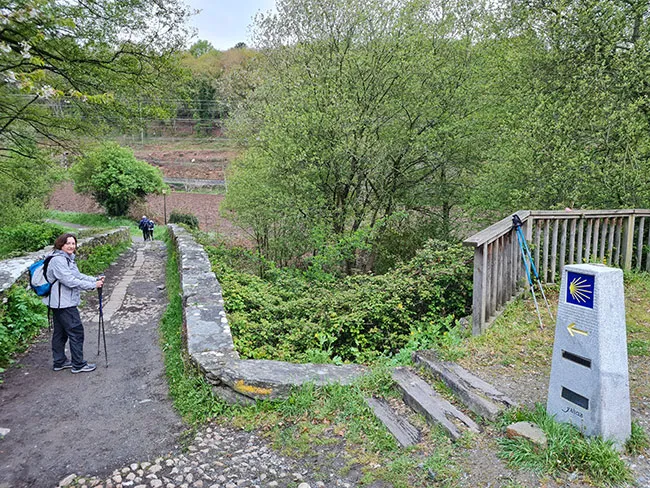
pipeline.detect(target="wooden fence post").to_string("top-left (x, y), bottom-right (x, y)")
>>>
top-left (472, 244), bottom-right (487, 336)
top-left (623, 215), bottom-right (635, 270)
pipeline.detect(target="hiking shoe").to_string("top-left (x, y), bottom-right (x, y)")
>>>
top-left (71, 363), bottom-right (96, 374)
top-left (53, 360), bottom-right (72, 371)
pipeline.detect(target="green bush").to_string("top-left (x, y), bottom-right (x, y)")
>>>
top-left (205, 238), bottom-right (473, 363)
top-left (0, 286), bottom-right (48, 368)
top-left (169, 211), bottom-right (199, 229)
top-left (77, 241), bottom-right (130, 276)
top-left (70, 142), bottom-right (164, 216)
top-left (0, 222), bottom-right (64, 259)
top-left (0, 149), bottom-right (64, 229)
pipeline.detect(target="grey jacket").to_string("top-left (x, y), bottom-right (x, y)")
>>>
top-left (42, 250), bottom-right (97, 308)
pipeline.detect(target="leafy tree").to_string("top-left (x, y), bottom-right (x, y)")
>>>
top-left (177, 45), bottom-right (257, 133)
top-left (0, 144), bottom-right (63, 226)
top-left (472, 0), bottom-right (650, 211)
top-left (223, 148), bottom-right (310, 267)
top-left (189, 39), bottom-right (216, 58)
top-left (70, 143), bottom-right (165, 216)
top-left (0, 0), bottom-right (191, 216)
top-left (0, 0), bottom-right (192, 153)
top-left (226, 0), bottom-right (495, 271)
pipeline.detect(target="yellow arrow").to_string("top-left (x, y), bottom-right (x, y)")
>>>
top-left (567, 322), bottom-right (588, 337)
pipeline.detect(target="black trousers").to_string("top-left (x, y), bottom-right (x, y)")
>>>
top-left (51, 307), bottom-right (87, 369)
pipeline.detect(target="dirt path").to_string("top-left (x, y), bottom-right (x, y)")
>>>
top-left (0, 239), bottom-right (185, 488)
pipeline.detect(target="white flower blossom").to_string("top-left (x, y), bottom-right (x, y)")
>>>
top-left (0, 43), bottom-right (11, 53)
top-left (19, 41), bottom-right (31, 59)
top-left (38, 85), bottom-right (56, 99)
top-left (4, 70), bottom-right (17, 83)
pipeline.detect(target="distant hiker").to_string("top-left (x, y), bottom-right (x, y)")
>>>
top-left (146, 218), bottom-right (155, 240)
top-left (138, 215), bottom-right (149, 240)
top-left (45, 233), bottom-right (105, 374)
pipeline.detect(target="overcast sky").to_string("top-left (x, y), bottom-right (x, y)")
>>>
top-left (185, 0), bottom-right (276, 51)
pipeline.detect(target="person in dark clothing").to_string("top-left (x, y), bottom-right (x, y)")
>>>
top-left (44, 233), bottom-right (105, 373)
top-left (146, 218), bottom-right (155, 240)
top-left (138, 215), bottom-right (149, 240)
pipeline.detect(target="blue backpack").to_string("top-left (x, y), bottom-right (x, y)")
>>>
top-left (29, 256), bottom-right (56, 297)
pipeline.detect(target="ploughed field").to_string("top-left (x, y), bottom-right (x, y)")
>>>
top-left (47, 139), bottom-right (249, 244)
top-left (132, 147), bottom-right (235, 181)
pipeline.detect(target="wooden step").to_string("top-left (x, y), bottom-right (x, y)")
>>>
top-left (413, 350), bottom-right (517, 421)
top-left (365, 397), bottom-right (420, 447)
top-left (392, 367), bottom-right (480, 440)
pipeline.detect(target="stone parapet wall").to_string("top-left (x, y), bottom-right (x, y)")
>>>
top-left (167, 224), bottom-right (367, 404)
top-left (0, 227), bottom-right (131, 296)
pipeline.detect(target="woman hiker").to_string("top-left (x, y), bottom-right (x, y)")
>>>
top-left (45, 233), bottom-right (105, 373)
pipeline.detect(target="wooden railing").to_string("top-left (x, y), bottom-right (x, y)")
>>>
top-left (463, 209), bottom-right (650, 335)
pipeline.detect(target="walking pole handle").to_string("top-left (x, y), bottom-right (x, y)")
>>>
top-left (97, 274), bottom-right (104, 306)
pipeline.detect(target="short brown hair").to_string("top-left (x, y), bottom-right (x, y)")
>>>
top-left (53, 233), bottom-right (77, 250)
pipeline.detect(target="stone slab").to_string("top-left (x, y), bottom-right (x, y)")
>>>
top-left (211, 385), bottom-right (256, 406)
top-left (365, 397), bottom-right (420, 447)
top-left (506, 421), bottom-right (547, 448)
top-left (185, 305), bottom-right (235, 355)
top-left (217, 359), bottom-right (367, 400)
top-left (392, 367), bottom-right (480, 440)
top-left (413, 350), bottom-right (516, 421)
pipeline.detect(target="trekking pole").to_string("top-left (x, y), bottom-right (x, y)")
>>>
top-left (97, 277), bottom-right (108, 367)
top-left (516, 218), bottom-right (554, 322)
top-left (512, 215), bottom-right (554, 328)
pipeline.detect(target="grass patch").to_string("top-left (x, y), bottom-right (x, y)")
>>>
top-left (47, 210), bottom-right (137, 230)
top-left (48, 209), bottom-right (169, 241)
top-left (452, 272), bottom-right (650, 371)
top-left (626, 420), bottom-right (650, 455)
top-left (452, 293), bottom-right (556, 374)
top-left (228, 378), bottom-right (461, 488)
top-left (160, 231), bottom-right (228, 424)
top-left (77, 240), bottom-right (130, 276)
top-left (498, 404), bottom-right (632, 486)
top-left (628, 339), bottom-right (650, 356)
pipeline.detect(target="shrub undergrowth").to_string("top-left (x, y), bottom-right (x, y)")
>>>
top-left (201, 235), bottom-right (473, 363)
top-left (169, 211), bottom-right (199, 229)
top-left (0, 222), bottom-right (64, 259)
top-left (78, 241), bottom-right (130, 276)
top-left (0, 286), bottom-right (48, 369)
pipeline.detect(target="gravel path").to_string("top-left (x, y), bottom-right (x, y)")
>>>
top-left (0, 240), bottom-right (182, 488)
top-left (0, 239), bottom-right (364, 488)
top-left (61, 424), bottom-right (363, 488)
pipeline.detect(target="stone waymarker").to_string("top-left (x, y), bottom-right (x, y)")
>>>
top-left (547, 264), bottom-right (630, 448)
